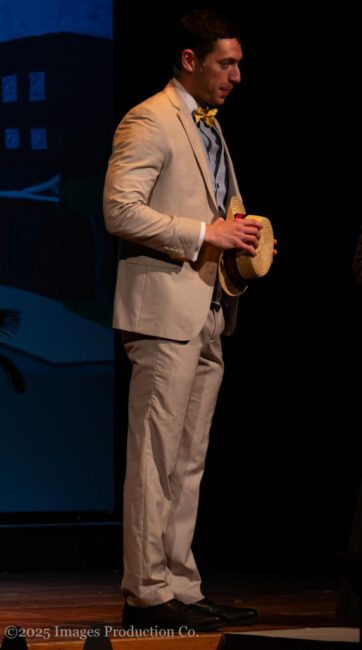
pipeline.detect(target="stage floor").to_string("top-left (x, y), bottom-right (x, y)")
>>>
top-left (0, 570), bottom-right (356, 647)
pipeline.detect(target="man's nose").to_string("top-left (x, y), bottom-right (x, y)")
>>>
top-left (230, 65), bottom-right (241, 84)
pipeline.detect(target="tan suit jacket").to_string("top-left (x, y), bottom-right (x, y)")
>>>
top-left (103, 79), bottom-right (245, 340)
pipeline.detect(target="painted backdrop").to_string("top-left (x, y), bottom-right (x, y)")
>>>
top-left (0, 0), bottom-right (115, 517)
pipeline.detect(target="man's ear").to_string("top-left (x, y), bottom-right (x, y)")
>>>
top-left (181, 48), bottom-right (197, 73)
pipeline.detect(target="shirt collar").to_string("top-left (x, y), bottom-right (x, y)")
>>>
top-left (172, 77), bottom-right (199, 114)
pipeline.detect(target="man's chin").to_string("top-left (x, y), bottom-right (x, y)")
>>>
top-left (211, 97), bottom-right (226, 107)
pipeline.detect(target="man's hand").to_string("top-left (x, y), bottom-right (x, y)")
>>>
top-left (204, 217), bottom-right (263, 255)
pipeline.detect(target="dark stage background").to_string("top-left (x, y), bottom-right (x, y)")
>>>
top-left (1, 1), bottom-right (361, 573)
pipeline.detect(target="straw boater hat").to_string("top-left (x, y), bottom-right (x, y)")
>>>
top-left (218, 196), bottom-right (274, 296)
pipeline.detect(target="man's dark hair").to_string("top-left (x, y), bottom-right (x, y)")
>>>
top-left (173, 9), bottom-right (240, 72)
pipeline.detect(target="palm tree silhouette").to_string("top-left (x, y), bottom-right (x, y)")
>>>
top-left (0, 310), bottom-right (26, 392)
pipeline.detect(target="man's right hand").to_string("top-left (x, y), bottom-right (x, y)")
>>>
top-left (204, 217), bottom-right (263, 255)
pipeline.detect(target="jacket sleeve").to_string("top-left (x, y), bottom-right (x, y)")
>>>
top-left (103, 104), bottom-right (202, 261)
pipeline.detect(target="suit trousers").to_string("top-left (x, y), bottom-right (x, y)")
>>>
top-left (121, 305), bottom-right (225, 607)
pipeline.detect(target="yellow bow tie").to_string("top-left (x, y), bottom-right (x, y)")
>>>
top-left (193, 106), bottom-right (218, 128)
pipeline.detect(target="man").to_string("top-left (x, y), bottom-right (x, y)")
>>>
top-left (104, 10), bottom-right (262, 632)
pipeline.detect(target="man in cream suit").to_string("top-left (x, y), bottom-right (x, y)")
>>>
top-left (104, 10), bottom-right (262, 632)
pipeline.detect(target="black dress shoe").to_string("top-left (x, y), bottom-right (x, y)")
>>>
top-left (122, 598), bottom-right (220, 632)
top-left (188, 598), bottom-right (258, 626)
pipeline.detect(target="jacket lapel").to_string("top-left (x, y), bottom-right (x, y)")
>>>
top-left (214, 117), bottom-right (243, 209)
top-left (163, 81), bottom-right (219, 213)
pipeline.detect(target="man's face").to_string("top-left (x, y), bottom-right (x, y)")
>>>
top-left (188, 38), bottom-right (242, 107)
